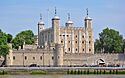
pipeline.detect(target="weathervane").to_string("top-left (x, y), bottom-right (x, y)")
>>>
top-left (68, 13), bottom-right (70, 20)
top-left (86, 8), bottom-right (88, 16)
top-left (55, 7), bottom-right (57, 16)
top-left (40, 13), bottom-right (42, 20)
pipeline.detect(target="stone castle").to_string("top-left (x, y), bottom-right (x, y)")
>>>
top-left (4, 9), bottom-right (125, 67)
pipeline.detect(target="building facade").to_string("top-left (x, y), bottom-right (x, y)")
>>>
top-left (38, 9), bottom-right (94, 54)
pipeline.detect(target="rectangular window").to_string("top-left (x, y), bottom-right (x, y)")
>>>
top-left (13, 56), bottom-right (15, 60)
top-left (25, 56), bottom-right (27, 60)
top-left (89, 49), bottom-right (91, 51)
top-left (52, 56), bottom-right (54, 60)
top-left (40, 56), bottom-right (42, 60)
top-left (75, 41), bottom-right (77, 43)
top-left (83, 49), bottom-right (84, 51)
top-left (76, 48), bottom-right (77, 51)
top-left (68, 48), bottom-right (70, 51)
top-left (61, 41), bottom-right (63, 43)
top-left (33, 57), bottom-right (35, 60)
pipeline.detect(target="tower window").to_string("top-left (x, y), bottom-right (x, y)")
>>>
top-left (76, 48), bottom-right (77, 51)
top-left (83, 49), bottom-right (84, 51)
top-left (89, 49), bottom-right (91, 51)
top-left (89, 41), bottom-right (91, 44)
top-left (82, 41), bottom-right (84, 44)
top-left (68, 48), bottom-right (70, 51)
top-left (76, 35), bottom-right (77, 38)
top-left (75, 41), bottom-right (77, 43)
top-left (52, 56), bottom-right (54, 60)
top-left (40, 56), bottom-right (42, 60)
top-left (33, 57), bottom-right (35, 60)
top-left (67, 35), bottom-right (69, 37)
top-left (25, 56), bottom-right (27, 60)
top-left (82, 36), bottom-right (84, 38)
top-left (61, 41), bottom-right (63, 43)
top-left (13, 56), bottom-right (15, 60)
top-left (89, 36), bottom-right (91, 38)
top-left (69, 41), bottom-right (70, 43)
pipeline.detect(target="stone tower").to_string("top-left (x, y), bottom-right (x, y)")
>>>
top-left (84, 8), bottom-right (94, 54)
top-left (53, 44), bottom-right (64, 66)
top-left (38, 14), bottom-right (45, 47)
top-left (52, 7), bottom-right (60, 44)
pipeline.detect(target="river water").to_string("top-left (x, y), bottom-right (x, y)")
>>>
top-left (0, 75), bottom-right (125, 78)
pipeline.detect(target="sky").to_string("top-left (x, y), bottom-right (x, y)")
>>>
top-left (0, 0), bottom-right (125, 40)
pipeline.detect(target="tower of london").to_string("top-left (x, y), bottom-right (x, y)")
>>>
top-left (38, 8), bottom-right (94, 54)
top-left (4, 8), bottom-right (125, 67)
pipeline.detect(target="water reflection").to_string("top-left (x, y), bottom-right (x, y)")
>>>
top-left (1, 75), bottom-right (125, 78)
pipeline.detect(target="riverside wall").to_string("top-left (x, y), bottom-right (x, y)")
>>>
top-left (5, 49), bottom-right (125, 66)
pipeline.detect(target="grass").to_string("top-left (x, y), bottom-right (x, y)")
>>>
top-left (30, 71), bottom-right (47, 75)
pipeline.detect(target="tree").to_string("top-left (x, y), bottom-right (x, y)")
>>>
top-left (12, 30), bottom-right (34, 50)
top-left (95, 28), bottom-right (124, 53)
top-left (0, 31), bottom-right (7, 45)
top-left (7, 34), bottom-right (13, 43)
top-left (0, 45), bottom-right (10, 65)
top-left (0, 29), bottom-right (10, 66)
top-left (123, 39), bottom-right (125, 52)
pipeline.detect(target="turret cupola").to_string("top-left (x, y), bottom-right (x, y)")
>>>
top-left (66, 13), bottom-right (74, 27)
top-left (84, 8), bottom-right (92, 29)
top-left (52, 7), bottom-right (60, 20)
top-left (38, 14), bottom-right (44, 25)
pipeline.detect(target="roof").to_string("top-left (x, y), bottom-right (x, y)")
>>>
top-left (85, 16), bottom-right (92, 20)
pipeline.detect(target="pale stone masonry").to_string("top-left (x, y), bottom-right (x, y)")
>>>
top-left (38, 9), bottom-right (94, 54)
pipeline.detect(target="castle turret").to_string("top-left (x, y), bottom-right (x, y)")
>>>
top-left (52, 7), bottom-right (60, 44)
top-left (53, 44), bottom-right (63, 66)
top-left (65, 13), bottom-right (74, 27)
top-left (38, 14), bottom-right (45, 47)
top-left (84, 8), bottom-right (94, 54)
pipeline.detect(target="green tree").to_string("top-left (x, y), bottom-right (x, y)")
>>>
top-left (7, 34), bottom-right (13, 43)
top-left (0, 32), bottom-right (7, 45)
top-left (123, 39), bottom-right (125, 52)
top-left (12, 30), bottom-right (34, 50)
top-left (95, 28), bottom-right (123, 53)
top-left (0, 45), bottom-right (10, 65)
top-left (0, 29), bottom-right (10, 66)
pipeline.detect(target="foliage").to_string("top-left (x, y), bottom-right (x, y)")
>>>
top-left (0, 29), bottom-right (10, 65)
top-left (12, 30), bottom-right (34, 50)
top-left (7, 34), bottom-right (12, 43)
top-left (0, 31), bottom-right (7, 45)
top-left (95, 28), bottom-right (124, 53)
top-left (0, 45), bottom-right (10, 57)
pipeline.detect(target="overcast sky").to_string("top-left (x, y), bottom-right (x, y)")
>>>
top-left (0, 0), bottom-right (125, 39)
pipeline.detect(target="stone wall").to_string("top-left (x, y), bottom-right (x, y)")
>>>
top-left (6, 49), bottom-right (125, 66)
top-left (7, 49), bottom-right (53, 66)
top-left (64, 53), bottom-right (125, 66)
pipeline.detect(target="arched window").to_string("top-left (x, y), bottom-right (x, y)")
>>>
top-left (25, 56), bottom-right (27, 60)
top-left (33, 57), bottom-right (35, 60)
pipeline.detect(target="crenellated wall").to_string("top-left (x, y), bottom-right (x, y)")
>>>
top-left (6, 48), bottom-right (125, 66)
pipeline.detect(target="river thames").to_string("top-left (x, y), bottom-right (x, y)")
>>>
top-left (0, 75), bottom-right (125, 78)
